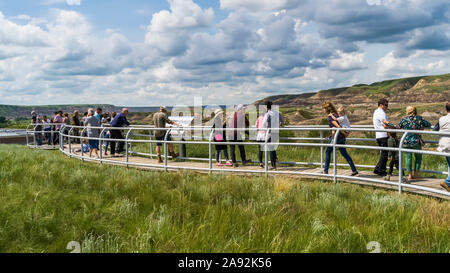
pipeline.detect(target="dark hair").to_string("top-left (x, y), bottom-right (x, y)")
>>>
top-left (446, 103), bottom-right (450, 112)
top-left (265, 100), bottom-right (273, 110)
top-left (64, 113), bottom-right (69, 117)
top-left (322, 102), bottom-right (337, 114)
top-left (378, 98), bottom-right (389, 107)
top-left (97, 108), bottom-right (102, 112)
top-left (390, 132), bottom-right (397, 139)
top-left (83, 112), bottom-right (88, 116)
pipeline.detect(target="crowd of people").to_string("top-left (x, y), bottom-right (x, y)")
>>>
top-left (30, 100), bottom-right (450, 192)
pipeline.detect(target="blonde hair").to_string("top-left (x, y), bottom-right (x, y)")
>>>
top-left (406, 106), bottom-right (417, 116)
top-left (337, 106), bottom-right (346, 115)
top-left (322, 102), bottom-right (337, 114)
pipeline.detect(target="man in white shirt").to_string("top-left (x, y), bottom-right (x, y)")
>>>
top-left (373, 98), bottom-right (390, 177)
top-left (436, 102), bottom-right (450, 192)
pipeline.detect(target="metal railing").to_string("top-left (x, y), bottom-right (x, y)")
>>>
top-left (26, 123), bottom-right (450, 198)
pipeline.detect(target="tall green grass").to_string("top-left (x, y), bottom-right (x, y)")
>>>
top-left (0, 145), bottom-right (448, 253)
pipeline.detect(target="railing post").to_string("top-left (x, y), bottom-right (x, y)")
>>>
top-left (149, 129), bottom-right (153, 159)
top-left (26, 125), bottom-right (31, 147)
top-left (208, 128), bottom-right (214, 174)
top-left (398, 132), bottom-right (409, 195)
top-left (320, 130), bottom-right (324, 168)
top-left (81, 128), bottom-right (87, 162)
top-left (60, 125), bottom-right (64, 151)
top-left (99, 127), bottom-right (107, 164)
top-left (264, 128), bottom-right (269, 178)
top-left (333, 129), bottom-right (340, 183)
top-left (33, 124), bottom-right (38, 148)
top-left (125, 129), bottom-right (132, 168)
top-left (164, 129), bottom-right (171, 172)
top-left (68, 127), bottom-right (74, 157)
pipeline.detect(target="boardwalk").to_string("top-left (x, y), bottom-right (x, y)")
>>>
top-left (54, 143), bottom-right (450, 200)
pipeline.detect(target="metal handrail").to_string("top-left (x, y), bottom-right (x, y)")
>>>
top-left (26, 123), bottom-right (450, 198)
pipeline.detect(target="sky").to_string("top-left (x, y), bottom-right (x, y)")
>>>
top-left (0, 0), bottom-right (449, 106)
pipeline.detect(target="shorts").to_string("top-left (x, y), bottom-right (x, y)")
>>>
top-left (155, 134), bottom-right (172, 147)
top-left (88, 140), bottom-right (99, 150)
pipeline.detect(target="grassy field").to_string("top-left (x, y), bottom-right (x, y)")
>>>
top-left (0, 144), bottom-right (449, 253)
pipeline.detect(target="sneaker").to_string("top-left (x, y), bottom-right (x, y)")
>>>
top-left (351, 171), bottom-right (359, 177)
top-left (216, 162), bottom-right (223, 167)
top-left (242, 159), bottom-right (252, 166)
top-left (322, 170), bottom-right (328, 175)
top-left (157, 155), bottom-right (163, 163)
top-left (384, 175), bottom-right (391, 181)
top-left (441, 182), bottom-right (450, 192)
top-left (233, 163), bottom-right (239, 168)
top-left (226, 161), bottom-right (233, 166)
top-left (259, 163), bottom-right (264, 169)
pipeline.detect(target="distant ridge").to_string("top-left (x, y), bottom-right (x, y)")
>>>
top-left (254, 73), bottom-right (450, 107)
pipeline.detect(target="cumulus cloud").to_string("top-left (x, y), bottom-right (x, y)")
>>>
top-left (377, 50), bottom-right (448, 78)
top-left (0, 0), bottom-right (448, 106)
top-left (145, 0), bottom-right (214, 56)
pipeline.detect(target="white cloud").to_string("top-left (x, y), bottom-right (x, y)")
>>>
top-left (377, 50), bottom-right (449, 78)
top-left (66, 0), bottom-right (81, 5)
top-left (145, 0), bottom-right (214, 56)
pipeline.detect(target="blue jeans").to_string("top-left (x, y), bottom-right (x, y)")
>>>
top-left (44, 128), bottom-right (51, 145)
top-left (324, 135), bottom-right (357, 173)
top-left (104, 133), bottom-right (110, 153)
top-left (445, 157), bottom-right (450, 186)
top-left (34, 132), bottom-right (42, 146)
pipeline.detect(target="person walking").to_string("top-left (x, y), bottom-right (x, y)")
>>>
top-left (153, 106), bottom-right (179, 163)
top-left (212, 109), bottom-right (232, 167)
top-left (433, 103), bottom-right (450, 192)
top-left (322, 102), bottom-right (358, 176)
top-left (63, 113), bottom-right (70, 143)
top-left (227, 104), bottom-right (251, 167)
top-left (85, 109), bottom-right (100, 158)
top-left (261, 101), bottom-right (284, 170)
top-left (110, 108), bottom-right (130, 157)
top-left (386, 132), bottom-right (401, 181)
top-left (384, 106), bottom-right (431, 181)
top-left (42, 115), bottom-right (52, 145)
top-left (373, 98), bottom-right (390, 177)
top-left (72, 110), bottom-right (81, 144)
top-left (53, 111), bottom-right (64, 145)
top-left (31, 111), bottom-right (42, 146)
top-left (256, 112), bottom-right (266, 168)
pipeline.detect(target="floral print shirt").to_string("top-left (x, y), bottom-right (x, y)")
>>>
top-left (388, 115), bottom-right (431, 147)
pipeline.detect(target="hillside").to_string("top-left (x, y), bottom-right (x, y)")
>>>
top-left (254, 73), bottom-right (450, 125)
top-left (255, 74), bottom-right (449, 107)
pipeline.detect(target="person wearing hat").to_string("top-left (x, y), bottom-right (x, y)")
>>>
top-left (384, 106), bottom-right (431, 181)
top-left (227, 104), bottom-right (251, 167)
top-left (153, 106), bottom-right (179, 163)
top-left (31, 111), bottom-right (42, 146)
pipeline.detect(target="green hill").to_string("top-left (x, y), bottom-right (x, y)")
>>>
top-left (255, 73), bottom-right (450, 107)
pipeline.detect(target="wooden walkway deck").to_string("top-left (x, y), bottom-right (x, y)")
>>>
top-left (50, 144), bottom-right (450, 200)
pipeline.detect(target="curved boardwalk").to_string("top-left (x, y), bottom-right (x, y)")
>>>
top-left (59, 144), bottom-right (449, 200)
